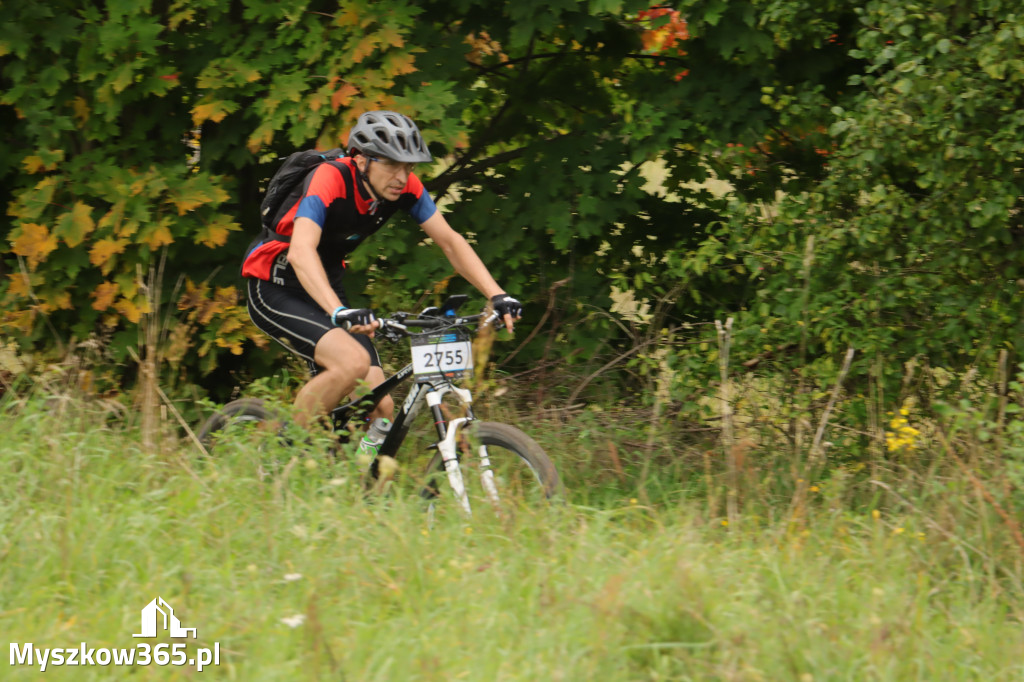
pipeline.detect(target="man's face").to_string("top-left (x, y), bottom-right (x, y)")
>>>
top-left (359, 155), bottom-right (415, 201)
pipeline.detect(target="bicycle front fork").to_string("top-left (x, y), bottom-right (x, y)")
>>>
top-left (426, 388), bottom-right (499, 515)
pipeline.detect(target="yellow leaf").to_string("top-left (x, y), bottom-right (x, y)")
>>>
top-left (115, 296), bottom-right (150, 324)
top-left (52, 291), bottom-right (73, 310)
top-left (88, 238), bottom-right (129, 272)
top-left (98, 201), bottom-right (125, 232)
top-left (194, 217), bottom-right (239, 247)
top-left (110, 63), bottom-right (134, 93)
top-left (11, 223), bottom-right (59, 271)
top-left (191, 99), bottom-right (236, 126)
top-left (115, 220), bottom-right (140, 238)
top-left (91, 281), bottom-right (120, 311)
top-left (247, 122), bottom-right (275, 153)
top-left (170, 183), bottom-right (228, 215)
top-left (22, 156), bottom-right (46, 174)
top-left (72, 96), bottom-right (90, 125)
top-left (352, 35), bottom-right (380, 63)
top-left (18, 151), bottom-right (60, 174)
top-left (377, 25), bottom-right (405, 50)
top-left (6, 272), bottom-right (32, 299)
top-left (141, 223), bottom-right (174, 249)
top-left (56, 202), bottom-right (96, 247)
top-left (336, 6), bottom-right (371, 28)
top-left (331, 82), bottom-right (360, 110)
top-left (129, 177), bottom-right (148, 196)
top-left (169, 8), bottom-right (195, 30)
top-left (2, 309), bottom-right (35, 333)
top-left (384, 52), bottom-right (417, 78)
top-left (173, 196), bottom-right (205, 215)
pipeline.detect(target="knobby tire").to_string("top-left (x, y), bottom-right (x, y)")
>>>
top-left (196, 398), bottom-right (275, 449)
top-left (420, 421), bottom-right (561, 505)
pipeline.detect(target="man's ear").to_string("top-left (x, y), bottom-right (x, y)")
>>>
top-left (352, 153), bottom-right (367, 173)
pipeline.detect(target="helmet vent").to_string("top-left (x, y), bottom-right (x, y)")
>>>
top-left (346, 110), bottom-right (433, 163)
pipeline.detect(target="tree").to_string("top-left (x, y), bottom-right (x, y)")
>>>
top-left (10, 0), bottom-right (1012, 411)
top-left (693, 0), bottom-right (1024, 390)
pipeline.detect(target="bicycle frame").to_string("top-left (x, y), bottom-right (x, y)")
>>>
top-left (329, 353), bottom-right (496, 514)
top-left (195, 296), bottom-right (542, 514)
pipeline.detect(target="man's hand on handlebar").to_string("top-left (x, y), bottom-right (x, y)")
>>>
top-left (490, 294), bottom-right (522, 333)
top-left (331, 306), bottom-right (380, 337)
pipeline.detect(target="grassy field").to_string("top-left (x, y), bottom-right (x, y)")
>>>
top-left (2, 389), bottom-right (1023, 681)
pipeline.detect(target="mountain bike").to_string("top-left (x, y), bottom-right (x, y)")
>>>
top-left (196, 295), bottom-right (561, 514)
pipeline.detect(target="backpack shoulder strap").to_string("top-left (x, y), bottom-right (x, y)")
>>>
top-left (327, 158), bottom-right (357, 199)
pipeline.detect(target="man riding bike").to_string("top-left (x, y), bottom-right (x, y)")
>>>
top-left (242, 111), bottom-right (522, 428)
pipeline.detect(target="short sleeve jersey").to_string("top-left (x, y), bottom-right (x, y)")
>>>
top-left (242, 156), bottom-right (437, 289)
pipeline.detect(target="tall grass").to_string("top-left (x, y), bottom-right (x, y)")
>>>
top-left (2, 373), bottom-right (1022, 681)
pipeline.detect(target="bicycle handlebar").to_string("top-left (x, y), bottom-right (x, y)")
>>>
top-left (375, 310), bottom-right (500, 341)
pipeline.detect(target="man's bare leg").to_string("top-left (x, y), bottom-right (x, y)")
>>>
top-left (293, 328), bottom-right (371, 428)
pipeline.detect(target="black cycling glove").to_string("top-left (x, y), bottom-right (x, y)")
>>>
top-left (331, 306), bottom-right (376, 330)
top-left (490, 294), bottom-right (523, 319)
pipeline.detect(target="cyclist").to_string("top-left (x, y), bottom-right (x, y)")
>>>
top-left (242, 111), bottom-right (522, 428)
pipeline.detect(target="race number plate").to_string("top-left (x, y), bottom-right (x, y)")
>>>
top-left (410, 330), bottom-right (473, 381)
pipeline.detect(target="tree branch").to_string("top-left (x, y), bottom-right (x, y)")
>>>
top-left (425, 133), bottom-right (574, 196)
top-left (469, 50), bottom-right (688, 76)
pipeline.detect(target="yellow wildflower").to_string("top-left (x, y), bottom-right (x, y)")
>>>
top-left (885, 402), bottom-right (921, 453)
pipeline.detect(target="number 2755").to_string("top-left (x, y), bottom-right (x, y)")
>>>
top-left (421, 349), bottom-right (465, 367)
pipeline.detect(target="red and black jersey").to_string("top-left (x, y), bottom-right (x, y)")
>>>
top-left (242, 156), bottom-right (437, 289)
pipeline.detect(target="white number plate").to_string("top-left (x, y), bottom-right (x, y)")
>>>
top-left (411, 333), bottom-right (473, 381)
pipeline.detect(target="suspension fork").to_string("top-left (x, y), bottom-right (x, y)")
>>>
top-left (426, 388), bottom-right (471, 514)
top-left (426, 386), bottom-right (500, 510)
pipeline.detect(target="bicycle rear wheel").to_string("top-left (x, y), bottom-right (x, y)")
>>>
top-left (197, 398), bottom-right (279, 450)
top-left (419, 421), bottom-right (562, 509)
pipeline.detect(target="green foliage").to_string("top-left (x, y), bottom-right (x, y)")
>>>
top-left (4, 0), bottom-right (1022, 414)
top-left (613, 0), bottom-right (1024, 411)
top-left (804, 1), bottom-right (1024, 364)
top-left (1, 0), bottom-right (699, 398)
top-left (751, 3), bottom-right (1022, 373)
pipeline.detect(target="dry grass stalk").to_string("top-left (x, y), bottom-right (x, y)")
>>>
top-left (789, 346), bottom-right (855, 522)
top-left (936, 428), bottom-right (1024, 561)
top-left (715, 317), bottom-right (737, 526)
top-left (137, 264), bottom-right (161, 454)
top-left (997, 349), bottom-right (1009, 431)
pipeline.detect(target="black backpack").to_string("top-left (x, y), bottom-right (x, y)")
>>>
top-left (260, 147), bottom-right (344, 230)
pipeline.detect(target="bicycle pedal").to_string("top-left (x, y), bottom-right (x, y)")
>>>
top-left (367, 455), bottom-right (399, 496)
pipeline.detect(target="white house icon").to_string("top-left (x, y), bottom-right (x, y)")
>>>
top-left (133, 597), bottom-right (197, 639)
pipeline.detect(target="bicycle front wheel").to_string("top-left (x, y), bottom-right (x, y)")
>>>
top-left (420, 421), bottom-right (562, 509)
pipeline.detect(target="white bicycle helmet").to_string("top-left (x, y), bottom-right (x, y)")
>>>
top-left (347, 111), bottom-right (433, 163)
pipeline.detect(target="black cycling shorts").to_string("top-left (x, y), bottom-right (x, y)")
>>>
top-left (246, 277), bottom-right (380, 375)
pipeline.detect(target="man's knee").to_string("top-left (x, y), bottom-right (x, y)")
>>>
top-left (315, 330), bottom-right (372, 377)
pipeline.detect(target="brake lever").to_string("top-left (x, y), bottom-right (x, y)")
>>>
top-left (378, 319), bottom-right (408, 342)
top-left (482, 311), bottom-right (502, 328)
